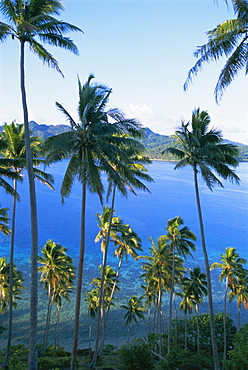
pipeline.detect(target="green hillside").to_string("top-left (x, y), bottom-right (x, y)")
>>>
top-left (2, 122), bottom-right (247, 161)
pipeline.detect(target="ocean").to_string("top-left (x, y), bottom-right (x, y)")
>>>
top-left (0, 160), bottom-right (247, 349)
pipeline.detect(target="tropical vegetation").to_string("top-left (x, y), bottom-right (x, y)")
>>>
top-left (0, 1), bottom-right (82, 368)
top-left (0, 1), bottom-right (247, 369)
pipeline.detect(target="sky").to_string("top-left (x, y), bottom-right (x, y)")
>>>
top-left (0, 0), bottom-right (248, 144)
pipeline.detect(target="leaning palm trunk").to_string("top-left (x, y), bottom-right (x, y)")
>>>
top-left (168, 248), bottom-right (175, 353)
top-left (99, 256), bottom-right (122, 356)
top-left (71, 180), bottom-right (86, 370)
top-left (193, 165), bottom-right (220, 370)
top-left (91, 185), bottom-right (116, 367)
top-left (20, 41), bottom-right (39, 370)
top-left (2, 179), bottom-right (17, 367)
top-left (41, 291), bottom-right (55, 354)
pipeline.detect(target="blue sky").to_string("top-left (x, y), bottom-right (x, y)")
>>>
top-left (0, 0), bottom-right (247, 144)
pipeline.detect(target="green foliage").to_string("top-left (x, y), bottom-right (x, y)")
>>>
top-left (225, 323), bottom-right (248, 370)
top-left (119, 340), bottom-right (154, 370)
top-left (169, 313), bottom-right (236, 354)
top-left (5, 345), bottom-right (28, 370)
top-left (43, 345), bottom-right (71, 357)
top-left (38, 356), bottom-right (71, 370)
top-left (160, 347), bottom-right (212, 369)
top-left (102, 344), bottom-right (118, 355)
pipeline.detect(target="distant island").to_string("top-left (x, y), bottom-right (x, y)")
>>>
top-left (2, 121), bottom-right (248, 161)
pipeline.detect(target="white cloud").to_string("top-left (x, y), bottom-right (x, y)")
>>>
top-left (127, 104), bottom-right (178, 136)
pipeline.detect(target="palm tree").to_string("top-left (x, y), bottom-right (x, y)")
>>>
top-left (165, 108), bottom-right (240, 370)
top-left (121, 295), bottom-right (145, 344)
top-left (210, 247), bottom-right (247, 362)
top-left (105, 220), bottom-right (143, 316)
top-left (0, 257), bottom-right (24, 324)
top-left (161, 216), bottom-right (196, 354)
top-left (183, 267), bottom-right (208, 353)
top-left (54, 280), bottom-right (74, 351)
top-left (0, 121), bottom-right (54, 367)
top-left (0, 2), bottom-right (82, 367)
top-left (140, 236), bottom-right (185, 355)
top-left (184, 0), bottom-right (248, 102)
top-left (179, 287), bottom-right (195, 351)
top-left (85, 289), bottom-right (99, 351)
top-left (38, 240), bottom-right (75, 354)
top-left (91, 138), bottom-right (152, 367)
top-left (43, 74), bottom-right (147, 370)
top-left (229, 273), bottom-right (248, 330)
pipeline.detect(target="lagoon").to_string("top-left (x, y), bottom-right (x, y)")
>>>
top-left (0, 160), bottom-right (248, 348)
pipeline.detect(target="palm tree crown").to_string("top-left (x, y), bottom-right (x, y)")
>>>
top-left (184, 0), bottom-right (248, 102)
top-left (0, 0), bottom-right (82, 75)
top-left (165, 108), bottom-right (240, 190)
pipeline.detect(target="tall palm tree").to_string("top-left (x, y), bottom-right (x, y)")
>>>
top-left (161, 216), bottom-right (196, 354)
top-left (140, 236), bottom-right (185, 355)
top-left (43, 74), bottom-right (145, 369)
top-left (54, 279), bottom-right (74, 351)
top-left (106, 220), bottom-right (143, 315)
top-left (121, 295), bottom-right (145, 344)
top-left (91, 153), bottom-right (152, 367)
top-left (165, 108), bottom-right (240, 370)
top-left (38, 240), bottom-right (75, 354)
top-left (210, 247), bottom-right (247, 362)
top-left (179, 286), bottom-right (195, 351)
top-left (0, 121), bottom-right (54, 368)
top-left (0, 2), bottom-right (82, 367)
top-left (85, 289), bottom-right (99, 351)
top-left (229, 273), bottom-right (248, 330)
top-left (182, 267), bottom-right (208, 353)
top-left (184, 0), bottom-right (248, 102)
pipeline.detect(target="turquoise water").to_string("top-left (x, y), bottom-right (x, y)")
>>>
top-left (0, 160), bottom-right (248, 348)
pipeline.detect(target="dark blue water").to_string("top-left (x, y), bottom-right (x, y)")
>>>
top-left (0, 160), bottom-right (247, 347)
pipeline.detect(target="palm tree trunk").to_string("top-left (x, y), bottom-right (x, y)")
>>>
top-left (184, 311), bottom-right (187, 351)
top-left (237, 305), bottom-right (241, 331)
top-left (168, 247), bottom-right (175, 354)
top-left (223, 277), bottom-right (228, 363)
top-left (127, 324), bottom-right (130, 345)
top-left (193, 165), bottom-right (220, 370)
top-left (174, 297), bottom-right (178, 347)
top-left (55, 305), bottom-right (60, 351)
top-left (91, 185), bottom-right (116, 367)
top-left (42, 291), bottom-right (54, 354)
top-left (196, 305), bottom-right (200, 354)
top-left (71, 180), bottom-right (86, 370)
top-left (2, 179), bottom-right (17, 368)
top-left (20, 40), bottom-right (39, 370)
top-left (99, 257), bottom-right (122, 356)
top-left (107, 258), bottom-right (122, 317)
top-left (158, 278), bottom-right (162, 356)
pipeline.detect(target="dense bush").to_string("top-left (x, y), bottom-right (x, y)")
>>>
top-left (169, 312), bottom-right (236, 354)
top-left (160, 347), bottom-right (212, 369)
top-left (225, 323), bottom-right (248, 370)
top-left (119, 340), bottom-right (155, 370)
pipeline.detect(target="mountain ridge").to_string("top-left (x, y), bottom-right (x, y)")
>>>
top-left (1, 121), bottom-right (247, 161)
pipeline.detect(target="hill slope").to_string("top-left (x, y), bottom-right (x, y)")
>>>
top-left (2, 121), bottom-right (247, 161)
